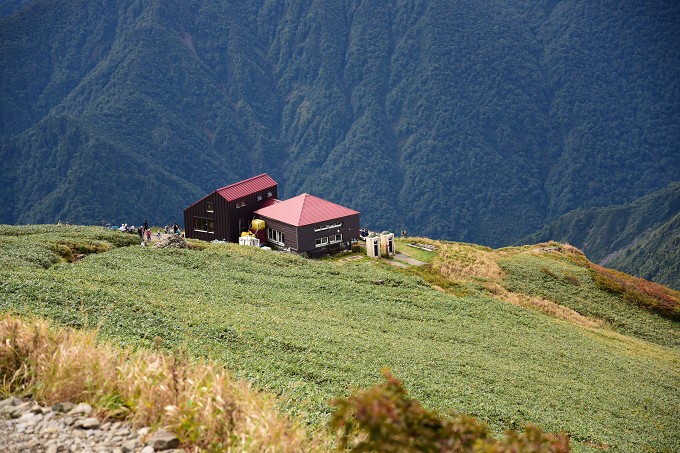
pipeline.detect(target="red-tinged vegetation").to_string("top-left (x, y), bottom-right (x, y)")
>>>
top-left (331, 369), bottom-right (570, 452)
top-left (589, 263), bottom-right (680, 320)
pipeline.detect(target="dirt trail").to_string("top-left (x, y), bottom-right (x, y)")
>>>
top-left (393, 253), bottom-right (426, 266)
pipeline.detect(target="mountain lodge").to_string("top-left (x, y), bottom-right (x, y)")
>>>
top-left (253, 193), bottom-right (360, 256)
top-left (183, 174), bottom-right (360, 255)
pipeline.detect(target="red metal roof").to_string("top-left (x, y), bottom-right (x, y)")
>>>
top-left (259, 198), bottom-right (281, 208)
top-left (216, 173), bottom-right (277, 201)
top-left (254, 193), bottom-right (359, 227)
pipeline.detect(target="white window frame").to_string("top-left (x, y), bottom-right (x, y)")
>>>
top-left (267, 228), bottom-right (284, 245)
top-left (329, 234), bottom-right (342, 244)
top-left (315, 236), bottom-right (329, 247)
top-left (315, 222), bottom-right (343, 232)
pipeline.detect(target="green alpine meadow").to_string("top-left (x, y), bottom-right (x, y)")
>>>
top-left (1, 225), bottom-right (678, 451)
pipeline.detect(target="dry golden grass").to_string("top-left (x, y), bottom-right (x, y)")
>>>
top-left (432, 242), bottom-right (504, 282)
top-left (0, 315), bottom-right (319, 452)
top-left (524, 242), bottom-right (590, 266)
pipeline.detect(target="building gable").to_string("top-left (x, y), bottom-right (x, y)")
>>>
top-left (216, 174), bottom-right (277, 201)
top-left (184, 173), bottom-right (278, 242)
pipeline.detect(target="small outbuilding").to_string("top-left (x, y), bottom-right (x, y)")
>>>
top-left (183, 174), bottom-right (278, 242)
top-left (254, 193), bottom-right (360, 256)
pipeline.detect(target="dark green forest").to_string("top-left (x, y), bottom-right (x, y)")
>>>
top-left (523, 182), bottom-right (680, 290)
top-left (1, 0), bottom-right (679, 251)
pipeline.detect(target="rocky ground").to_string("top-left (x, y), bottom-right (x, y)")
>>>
top-left (0, 397), bottom-right (184, 453)
top-left (152, 235), bottom-right (188, 249)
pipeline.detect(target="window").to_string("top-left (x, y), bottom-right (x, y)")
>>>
top-left (257, 195), bottom-right (262, 201)
top-left (267, 228), bottom-right (284, 245)
top-left (315, 237), bottom-right (329, 247)
top-left (329, 234), bottom-right (342, 243)
top-left (206, 202), bottom-right (214, 212)
top-left (267, 191), bottom-right (273, 197)
top-left (235, 201), bottom-right (246, 209)
top-left (193, 217), bottom-right (214, 233)
top-left (314, 222), bottom-right (343, 232)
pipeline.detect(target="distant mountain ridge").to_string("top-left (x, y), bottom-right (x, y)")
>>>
top-left (1, 0), bottom-right (678, 249)
top-left (521, 183), bottom-right (680, 289)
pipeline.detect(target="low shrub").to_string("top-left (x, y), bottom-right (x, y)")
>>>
top-left (562, 273), bottom-right (580, 286)
top-left (540, 267), bottom-right (559, 279)
top-left (331, 369), bottom-right (570, 452)
top-left (49, 240), bottom-right (111, 262)
top-left (49, 243), bottom-right (75, 262)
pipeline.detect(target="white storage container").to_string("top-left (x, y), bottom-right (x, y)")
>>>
top-left (366, 236), bottom-right (380, 258)
top-left (380, 232), bottom-right (395, 257)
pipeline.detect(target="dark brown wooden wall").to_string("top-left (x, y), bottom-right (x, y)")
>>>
top-left (260, 218), bottom-right (299, 250)
top-left (297, 214), bottom-right (360, 254)
top-left (184, 192), bottom-right (223, 241)
top-left (184, 184), bottom-right (277, 242)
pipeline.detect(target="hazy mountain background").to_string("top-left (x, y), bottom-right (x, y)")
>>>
top-left (1, 1), bottom-right (678, 282)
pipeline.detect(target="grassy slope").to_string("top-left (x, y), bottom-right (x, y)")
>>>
top-left (499, 251), bottom-right (680, 348)
top-left (521, 182), bottom-right (680, 290)
top-left (1, 226), bottom-right (679, 451)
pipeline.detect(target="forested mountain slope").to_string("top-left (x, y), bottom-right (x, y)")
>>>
top-left (522, 183), bottom-right (680, 289)
top-left (607, 212), bottom-right (680, 290)
top-left (1, 0), bottom-right (678, 247)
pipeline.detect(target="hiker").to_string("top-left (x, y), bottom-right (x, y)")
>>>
top-left (145, 228), bottom-right (151, 242)
top-left (156, 230), bottom-right (162, 240)
top-left (173, 223), bottom-right (179, 234)
top-left (137, 226), bottom-right (144, 240)
top-left (401, 229), bottom-right (407, 238)
top-left (143, 219), bottom-right (149, 231)
top-left (164, 225), bottom-right (170, 234)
